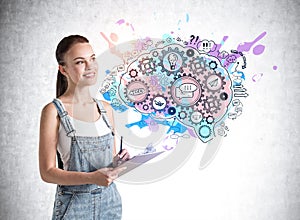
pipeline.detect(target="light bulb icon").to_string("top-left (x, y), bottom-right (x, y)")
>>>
top-left (168, 53), bottom-right (178, 70)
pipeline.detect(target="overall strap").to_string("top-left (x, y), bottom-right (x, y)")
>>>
top-left (52, 98), bottom-right (76, 137)
top-left (93, 98), bottom-right (115, 136)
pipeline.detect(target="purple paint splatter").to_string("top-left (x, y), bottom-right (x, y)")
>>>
top-left (237, 31), bottom-right (267, 52)
top-left (253, 44), bottom-right (265, 55)
top-left (116, 19), bottom-right (125, 25)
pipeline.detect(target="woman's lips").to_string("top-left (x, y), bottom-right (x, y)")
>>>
top-left (83, 72), bottom-right (96, 78)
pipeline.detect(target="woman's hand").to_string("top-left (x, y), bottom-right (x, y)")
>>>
top-left (113, 149), bottom-right (130, 167)
top-left (90, 167), bottom-right (127, 187)
top-left (118, 149), bottom-right (130, 161)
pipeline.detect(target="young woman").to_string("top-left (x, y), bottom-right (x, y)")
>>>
top-left (39, 35), bottom-right (129, 219)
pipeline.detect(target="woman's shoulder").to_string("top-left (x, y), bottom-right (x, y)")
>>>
top-left (41, 101), bottom-right (58, 118)
top-left (93, 98), bottom-right (112, 111)
top-left (100, 100), bottom-right (112, 110)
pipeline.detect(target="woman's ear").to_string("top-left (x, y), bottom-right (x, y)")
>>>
top-left (58, 65), bottom-right (68, 76)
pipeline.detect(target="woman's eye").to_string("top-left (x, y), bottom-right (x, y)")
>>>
top-left (76, 61), bottom-right (84, 65)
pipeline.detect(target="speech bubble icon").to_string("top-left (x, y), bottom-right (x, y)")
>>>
top-left (179, 83), bottom-right (197, 92)
top-left (175, 87), bottom-right (193, 99)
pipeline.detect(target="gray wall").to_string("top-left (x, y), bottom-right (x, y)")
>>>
top-left (0, 0), bottom-right (299, 219)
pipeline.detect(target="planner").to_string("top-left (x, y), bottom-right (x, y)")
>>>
top-left (113, 151), bottom-right (164, 177)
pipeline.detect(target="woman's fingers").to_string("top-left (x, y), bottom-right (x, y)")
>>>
top-left (119, 149), bottom-right (130, 161)
top-left (107, 167), bottom-right (127, 179)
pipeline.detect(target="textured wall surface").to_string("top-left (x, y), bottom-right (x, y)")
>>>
top-left (0, 0), bottom-right (299, 219)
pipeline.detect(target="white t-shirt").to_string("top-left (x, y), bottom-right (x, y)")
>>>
top-left (57, 114), bottom-right (111, 170)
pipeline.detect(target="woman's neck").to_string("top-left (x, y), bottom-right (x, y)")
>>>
top-left (62, 86), bottom-right (94, 104)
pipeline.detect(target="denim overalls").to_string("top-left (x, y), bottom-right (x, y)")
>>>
top-left (51, 98), bottom-right (122, 220)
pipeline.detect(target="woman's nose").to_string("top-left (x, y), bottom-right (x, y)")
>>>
top-left (85, 61), bottom-right (93, 70)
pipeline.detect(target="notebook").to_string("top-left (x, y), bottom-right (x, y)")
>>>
top-left (113, 151), bottom-right (164, 177)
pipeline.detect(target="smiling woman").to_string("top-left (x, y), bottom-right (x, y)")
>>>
top-left (39, 35), bottom-right (130, 220)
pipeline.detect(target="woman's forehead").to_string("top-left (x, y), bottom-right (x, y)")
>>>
top-left (65, 43), bottom-right (94, 59)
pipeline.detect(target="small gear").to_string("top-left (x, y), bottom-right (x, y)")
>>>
top-left (186, 48), bottom-right (195, 57)
top-left (199, 125), bottom-right (212, 139)
top-left (206, 115), bottom-right (214, 124)
top-left (129, 69), bottom-right (139, 78)
top-left (209, 61), bottom-right (218, 70)
top-left (152, 50), bottom-right (159, 57)
top-left (202, 95), bottom-right (222, 114)
top-left (220, 92), bottom-right (228, 101)
top-left (189, 111), bottom-right (203, 125)
top-left (142, 104), bottom-right (150, 110)
top-left (178, 110), bottom-right (187, 120)
top-left (167, 106), bottom-right (176, 115)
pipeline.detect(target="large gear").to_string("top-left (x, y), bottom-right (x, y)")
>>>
top-left (203, 70), bottom-right (226, 94)
top-left (138, 56), bottom-right (156, 76)
top-left (202, 95), bottom-right (222, 115)
top-left (188, 56), bottom-right (209, 75)
top-left (168, 73), bottom-right (204, 108)
top-left (123, 79), bottom-right (150, 104)
top-left (158, 46), bottom-right (188, 77)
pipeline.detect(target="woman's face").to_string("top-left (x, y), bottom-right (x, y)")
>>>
top-left (62, 42), bottom-right (98, 87)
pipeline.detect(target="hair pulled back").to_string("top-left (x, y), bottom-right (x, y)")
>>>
top-left (55, 35), bottom-right (89, 97)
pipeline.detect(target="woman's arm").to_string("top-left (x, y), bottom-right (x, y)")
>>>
top-left (38, 102), bottom-right (122, 186)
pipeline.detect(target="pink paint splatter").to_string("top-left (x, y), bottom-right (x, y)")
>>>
top-left (100, 32), bottom-right (115, 49)
top-left (110, 33), bottom-right (119, 42)
top-left (100, 32), bottom-right (125, 62)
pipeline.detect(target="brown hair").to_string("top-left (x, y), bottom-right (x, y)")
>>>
top-left (55, 35), bottom-right (89, 97)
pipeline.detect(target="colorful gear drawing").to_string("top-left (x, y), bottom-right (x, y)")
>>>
top-left (158, 46), bottom-right (188, 76)
top-left (167, 106), bottom-right (176, 116)
top-left (208, 61), bottom-right (218, 70)
top-left (202, 95), bottom-right (222, 114)
top-left (198, 125), bottom-right (212, 139)
top-left (123, 79), bottom-right (150, 104)
top-left (169, 73), bottom-right (205, 108)
top-left (220, 92), bottom-right (228, 101)
top-left (186, 48), bottom-right (195, 57)
top-left (189, 110), bottom-right (203, 125)
top-left (178, 110), bottom-right (188, 120)
top-left (188, 56), bottom-right (208, 75)
top-left (129, 69), bottom-right (139, 78)
top-left (149, 94), bottom-right (169, 112)
top-left (203, 70), bottom-right (226, 94)
top-left (152, 50), bottom-right (159, 57)
top-left (142, 104), bottom-right (150, 110)
top-left (138, 56), bottom-right (156, 76)
top-left (205, 115), bottom-right (214, 124)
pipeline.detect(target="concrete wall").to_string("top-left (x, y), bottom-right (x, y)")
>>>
top-left (0, 0), bottom-right (299, 219)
